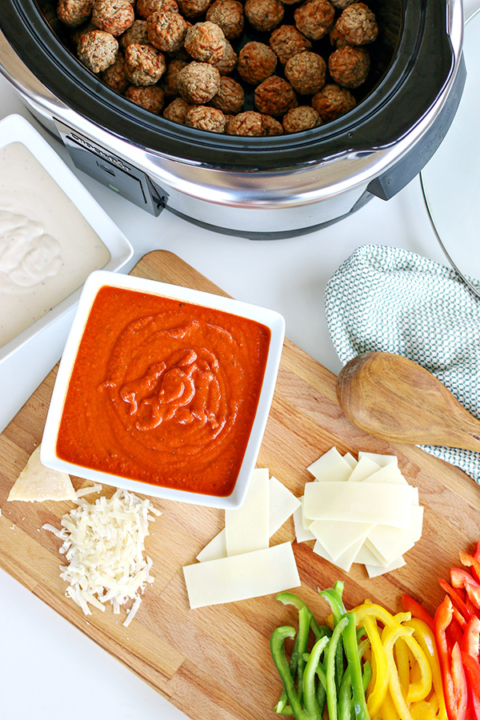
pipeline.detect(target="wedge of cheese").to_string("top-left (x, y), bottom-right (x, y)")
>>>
top-left (8, 446), bottom-right (76, 502)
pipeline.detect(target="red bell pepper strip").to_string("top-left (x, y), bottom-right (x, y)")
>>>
top-left (447, 618), bottom-right (465, 650)
top-left (440, 578), bottom-right (473, 621)
top-left (460, 552), bottom-right (480, 585)
top-left (451, 569), bottom-right (480, 610)
top-left (473, 541), bottom-right (480, 563)
top-left (462, 652), bottom-right (480, 720)
top-left (451, 642), bottom-right (468, 720)
top-left (401, 593), bottom-right (435, 632)
top-left (454, 607), bottom-right (468, 630)
top-left (462, 616), bottom-right (480, 661)
top-left (435, 597), bottom-right (467, 720)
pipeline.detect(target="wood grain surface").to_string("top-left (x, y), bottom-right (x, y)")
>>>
top-left (1, 250), bottom-right (480, 720)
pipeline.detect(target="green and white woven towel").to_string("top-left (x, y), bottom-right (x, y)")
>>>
top-left (325, 244), bottom-right (480, 482)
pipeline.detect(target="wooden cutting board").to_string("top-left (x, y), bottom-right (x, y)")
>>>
top-left (1, 250), bottom-right (479, 720)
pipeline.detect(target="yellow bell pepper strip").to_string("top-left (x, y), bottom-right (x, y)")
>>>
top-left (353, 603), bottom-right (404, 631)
top-left (382, 622), bottom-right (432, 705)
top-left (343, 612), bottom-right (370, 720)
top-left (393, 638), bottom-right (409, 700)
top-left (382, 624), bottom-right (416, 720)
top-left (410, 701), bottom-right (437, 720)
top-left (404, 618), bottom-right (448, 720)
top-left (380, 691), bottom-right (401, 720)
top-left (270, 626), bottom-right (311, 720)
top-left (326, 616), bottom-right (349, 720)
top-left (360, 614), bottom-right (389, 717)
top-left (303, 636), bottom-right (330, 720)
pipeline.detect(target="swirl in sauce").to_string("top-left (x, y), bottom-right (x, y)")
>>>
top-left (57, 287), bottom-right (271, 496)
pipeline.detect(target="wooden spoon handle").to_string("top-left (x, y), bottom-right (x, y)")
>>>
top-left (336, 352), bottom-right (480, 452)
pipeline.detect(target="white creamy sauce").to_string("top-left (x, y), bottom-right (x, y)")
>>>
top-left (0, 142), bottom-right (111, 348)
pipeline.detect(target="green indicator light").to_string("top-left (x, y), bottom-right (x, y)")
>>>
top-left (108, 184), bottom-right (120, 192)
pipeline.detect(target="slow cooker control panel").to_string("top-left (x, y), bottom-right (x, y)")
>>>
top-left (55, 120), bottom-right (168, 217)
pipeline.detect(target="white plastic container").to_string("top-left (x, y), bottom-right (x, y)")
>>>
top-left (41, 270), bottom-right (285, 509)
top-left (0, 114), bottom-right (133, 363)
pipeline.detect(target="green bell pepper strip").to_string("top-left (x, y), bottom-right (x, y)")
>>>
top-left (320, 586), bottom-right (348, 691)
top-left (338, 667), bottom-right (353, 720)
top-left (362, 661), bottom-right (372, 693)
top-left (270, 626), bottom-right (311, 720)
top-left (274, 604), bottom-right (312, 713)
top-left (303, 636), bottom-right (330, 720)
top-left (342, 612), bottom-right (370, 720)
top-left (326, 616), bottom-right (349, 720)
top-left (276, 592), bottom-right (324, 640)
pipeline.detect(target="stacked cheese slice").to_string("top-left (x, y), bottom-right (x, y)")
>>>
top-left (183, 469), bottom-right (301, 609)
top-left (293, 448), bottom-right (423, 577)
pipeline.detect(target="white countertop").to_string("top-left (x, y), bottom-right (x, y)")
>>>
top-left (0, 2), bottom-right (477, 712)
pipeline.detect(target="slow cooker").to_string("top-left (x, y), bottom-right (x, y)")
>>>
top-left (0, 0), bottom-right (465, 239)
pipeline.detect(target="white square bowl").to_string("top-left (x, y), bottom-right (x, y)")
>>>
top-left (0, 114), bottom-right (133, 363)
top-left (41, 270), bottom-right (285, 509)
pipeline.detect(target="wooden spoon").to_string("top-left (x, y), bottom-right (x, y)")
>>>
top-left (336, 351), bottom-right (480, 451)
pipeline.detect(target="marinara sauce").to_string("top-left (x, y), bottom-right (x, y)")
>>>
top-left (57, 286), bottom-right (271, 496)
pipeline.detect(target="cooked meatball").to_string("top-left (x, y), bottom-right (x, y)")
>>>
top-left (329, 0), bottom-right (357, 8)
top-left (177, 0), bottom-right (211, 18)
top-left (311, 82), bottom-right (356, 120)
top-left (210, 76), bottom-right (244, 113)
top-left (177, 61), bottom-right (221, 103)
top-left (119, 19), bottom-right (149, 48)
top-left (77, 30), bottom-right (119, 72)
top-left (185, 105), bottom-right (226, 132)
top-left (161, 58), bottom-right (188, 94)
top-left (125, 84), bottom-right (165, 111)
top-left (254, 75), bottom-right (297, 116)
top-left (294, 0), bottom-right (335, 40)
top-left (163, 96), bottom-right (190, 121)
top-left (329, 24), bottom-right (349, 48)
top-left (137, 0), bottom-right (178, 18)
top-left (284, 51), bottom-right (326, 95)
top-left (226, 111), bottom-right (266, 136)
top-left (102, 51), bottom-right (129, 91)
top-left (328, 45), bottom-right (370, 88)
top-left (92, 0), bottom-right (135, 36)
top-left (58, 0), bottom-right (94, 27)
top-left (184, 22), bottom-right (226, 64)
top-left (211, 40), bottom-right (237, 74)
top-left (334, 3), bottom-right (378, 46)
top-left (238, 41), bottom-right (277, 85)
top-left (206, 0), bottom-right (243, 40)
top-left (147, 11), bottom-right (188, 52)
top-left (261, 114), bottom-right (283, 134)
top-left (124, 43), bottom-right (166, 84)
top-left (269, 25), bottom-right (311, 65)
top-left (283, 105), bottom-right (321, 132)
top-left (245, 0), bottom-right (284, 33)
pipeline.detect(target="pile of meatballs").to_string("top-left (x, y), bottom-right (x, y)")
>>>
top-left (56, 0), bottom-right (379, 135)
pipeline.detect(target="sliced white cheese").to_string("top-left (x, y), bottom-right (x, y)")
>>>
top-left (269, 476), bottom-right (301, 536)
top-left (8, 446), bottom-right (76, 502)
top-left (309, 519), bottom-right (373, 561)
top-left (196, 529), bottom-right (227, 563)
top-left (313, 534), bottom-right (366, 573)
top-left (347, 457), bottom-right (381, 483)
top-left (343, 452), bottom-right (358, 469)
top-left (307, 447), bottom-right (352, 483)
top-left (358, 452), bottom-right (398, 468)
top-left (353, 542), bottom-right (389, 567)
top-left (364, 464), bottom-right (406, 485)
top-left (293, 500), bottom-right (316, 543)
top-left (365, 526), bottom-right (415, 566)
top-left (225, 468), bottom-right (270, 557)
top-left (197, 475), bottom-right (300, 562)
top-left (303, 481), bottom-right (414, 529)
top-left (410, 506), bottom-right (424, 542)
top-left (366, 556), bottom-right (406, 578)
top-left (183, 542), bottom-right (300, 609)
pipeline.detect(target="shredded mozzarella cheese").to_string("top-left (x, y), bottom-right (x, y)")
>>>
top-left (43, 488), bottom-right (161, 626)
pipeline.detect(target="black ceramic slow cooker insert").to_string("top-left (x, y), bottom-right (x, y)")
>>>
top-left (0, 0), bottom-right (466, 238)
